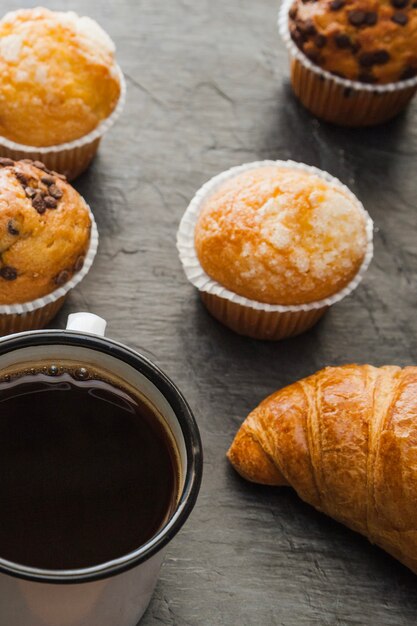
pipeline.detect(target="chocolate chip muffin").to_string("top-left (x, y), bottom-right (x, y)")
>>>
top-left (289, 0), bottom-right (417, 84)
top-left (0, 158), bottom-right (91, 305)
top-left (0, 7), bottom-right (121, 146)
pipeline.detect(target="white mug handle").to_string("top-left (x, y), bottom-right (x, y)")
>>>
top-left (66, 312), bottom-right (107, 337)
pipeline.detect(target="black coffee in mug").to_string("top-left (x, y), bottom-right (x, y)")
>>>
top-left (0, 361), bottom-right (180, 570)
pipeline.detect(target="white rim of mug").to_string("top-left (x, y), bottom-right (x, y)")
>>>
top-left (278, 0), bottom-right (417, 94)
top-left (0, 202), bottom-right (99, 316)
top-left (177, 159), bottom-right (374, 313)
top-left (0, 64), bottom-right (126, 153)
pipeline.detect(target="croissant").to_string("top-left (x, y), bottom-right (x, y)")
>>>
top-left (227, 364), bottom-right (417, 574)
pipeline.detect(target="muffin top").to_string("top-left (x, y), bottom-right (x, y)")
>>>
top-left (194, 166), bottom-right (368, 306)
top-left (288, 0), bottom-right (417, 84)
top-left (0, 158), bottom-right (91, 305)
top-left (0, 7), bottom-right (121, 146)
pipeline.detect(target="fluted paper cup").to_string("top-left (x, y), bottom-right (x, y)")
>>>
top-left (177, 160), bottom-right (373, 341)
top-left (278, 0), bottom-right (417, 127)
top-left (0, 203), bottom-right (98, 336)
top-left (0, 65), bottom-right (126, 180)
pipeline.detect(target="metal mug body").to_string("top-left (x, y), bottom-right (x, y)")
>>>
top-left (0, 314), bottom-right (203, 626)
top-left (0, 550), bottom-right (165, 626)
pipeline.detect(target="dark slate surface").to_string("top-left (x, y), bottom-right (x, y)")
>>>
top-left (6, 0), bottom-right (417, 624)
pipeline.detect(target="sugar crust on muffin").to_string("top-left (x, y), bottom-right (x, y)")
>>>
top-left (0, 158), bottom-right (91, 305)
top-left (0, 7), bottom-right (121, 146)
top-left (288, 0), bottom-right (417, 84)
top-left (194, 166), bottom-right (368, 305)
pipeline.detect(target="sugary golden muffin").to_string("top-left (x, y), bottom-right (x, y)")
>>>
top-left (194, 167), bottom-right (367, 306)
top-left (0, 7), bottom-right (121, 146)
top-left (0, 158), bottom-right (91, 305)
top-left (289, 0), bottom-right (417, 84)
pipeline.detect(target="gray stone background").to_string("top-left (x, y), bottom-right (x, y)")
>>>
top-left (5, 0), bottom-right (417, 624)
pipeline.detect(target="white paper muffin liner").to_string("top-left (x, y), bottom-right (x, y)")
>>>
top-left (0, 201), bottom-right (98, 333)
top-left (0, 64), bottom-right (126, 180)
top-left (177, 160), bottom-right (373, 331)
top-left (278, 0), bottom-right (417, 94)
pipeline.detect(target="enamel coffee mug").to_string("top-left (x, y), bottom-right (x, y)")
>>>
top-left (0, 313), bottom-right (203, 626)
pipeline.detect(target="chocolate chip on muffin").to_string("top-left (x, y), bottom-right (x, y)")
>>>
top-left (0, 158), bottom-right (14, 167)
top-left (348, 10), bottom-right (366, 26)
top-left (391, 11), bottom-right (409, 24)
top-left (401, 65), bottom-right (417, 79)
top-left (41, 175), bottom-right (55, 186)
top-left (54, 269), bottom-right (71, 286)
top-left (335, 33), bottom-right (352, 49)
top-left (49, 185), bottom-right (63, 200)
top-left (24, 186), bottom-right (37, 199)
top-left (289, 3), bottom-right (298, 18)
top-left (32, 161), bottom-right (48, 171)
top-left (53, 172), bottom-right (67, 181)
top-left (7, 220), bottom-right (19, 236)
top-left (298, 17), bottom-right (317, 36)
top-left (358, 71), bottom-right (377, 83)
top-left (330, 0), bottom-right (345, 10)
top-left (365, 11), bottom-right (378, 25)
top-left (0, 266), bottom-right (17, 281)
top-left (32, 194), bottom-right (46, 215)
top-left (15, 171), bottom-right (29, 187)
top-left (74, 255), bottom-right (85, 272)
top-left (315, 34), bottom-right (327, 47)
top-left (44, 196), bottom-right (58, 209)
top-left (359, 50), bottom-right (390, 67)
top-left (306, 49), bottom-right (321, 62)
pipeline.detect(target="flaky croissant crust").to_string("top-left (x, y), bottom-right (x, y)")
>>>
top-left (228, 364), bottom-right (417, 573)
